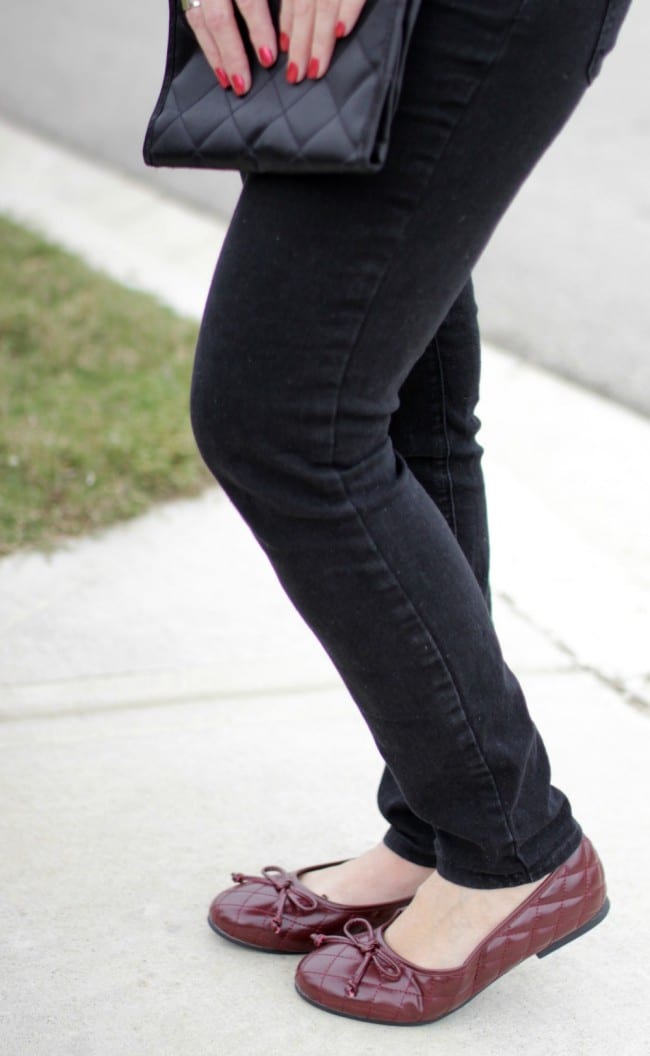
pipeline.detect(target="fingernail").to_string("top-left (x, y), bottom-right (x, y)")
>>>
top-left (286, 61), bottom-right (298, 84)
top-left (279, 31), bottom-right (290, 52)
top-left (259, 46), bottom-right (274, 67)
top-left (214, 67), bottom-right (230, 89)
top-left (335, 21), bottom-right (346, 38)
top-left (307, 57), bottom-right (320, 79)
top-left (231, 74), bottom-right (246, 96)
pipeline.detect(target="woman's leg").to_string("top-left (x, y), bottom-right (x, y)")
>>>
top-left (234, 181), bottom-right (492, 880)
top-left (191, 0), bottom-right (613, 892)
top-left (380, 277), bottom-right (491, 870)
top-left (301, 280), bottom-right (491, 901)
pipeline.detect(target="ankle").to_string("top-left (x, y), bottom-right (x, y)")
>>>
top-left (300, 842), bottom-right (434, 905)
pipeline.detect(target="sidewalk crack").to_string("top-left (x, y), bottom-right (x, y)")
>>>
top-left (496, 590), bottom-right (649, 715)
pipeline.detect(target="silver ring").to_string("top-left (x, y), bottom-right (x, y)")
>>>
top-left (181, 0), bottom-right (202, 11)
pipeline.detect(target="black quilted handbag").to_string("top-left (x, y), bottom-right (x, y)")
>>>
top-left (143, 0), bottom-right (423, 174)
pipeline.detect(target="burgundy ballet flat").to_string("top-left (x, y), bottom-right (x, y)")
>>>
top-left (295, 835), bottom-right (609, 1024)
top-left (208, 861), bottom-right (412, 954)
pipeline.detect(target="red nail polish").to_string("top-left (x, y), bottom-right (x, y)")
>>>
top-left (279, 31), bottom-right (290, 52)
top-left (259, 46), bottom-right (274, 67)
top-left (307, 57), bottom-right (320, 79)
top-left (214, 67), bottom-right (230, 89)
top-left (286, 61), bottom-right (298, 84)
top-left (231, 74), bottom-right (246, 96)
top-left (335, 21), bottom-right (346, 38)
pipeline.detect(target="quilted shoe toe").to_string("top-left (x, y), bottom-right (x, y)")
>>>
top-left (208, 883), bottom-right (266, 949)
top-left (296, 933), bottom-right (424, 1024)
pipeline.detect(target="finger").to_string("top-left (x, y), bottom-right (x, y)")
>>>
top-left (305, 0), bottom-right (340, 80)
top-left (213, 49), bottom-right (232, 89)
top-left (334, 0), bottom-right (367, 41)
top-left (286, 0), bottom-right (316, 83)
top-left (185, 6), bottom-right (232, 88)
top-left (234, 0), bottom-right (279, 70)
top-left (279, 0), bottom-right (293, 53)
top-left (200, 0), bottom-right (251, 95)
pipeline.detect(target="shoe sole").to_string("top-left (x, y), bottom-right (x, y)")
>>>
top-left (536, 896), bottom-right (610, 958)
top-left (295, 897), bottom-right (611, 1026)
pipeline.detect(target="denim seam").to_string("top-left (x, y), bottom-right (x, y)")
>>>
top-left (435, 823), bottom-right (583, 888)
top-left (327, 0), bottom-right (530, 877)
top-left (433, 335), bottom-right (458, 538)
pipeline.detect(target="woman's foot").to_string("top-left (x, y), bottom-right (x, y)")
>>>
top-left (295, 836), bottom-right (608, 1024)
top-left (383, 868), bottom-right (548, 969)
top-left (300, 842), bottom-right (434, 906)
top-left (208, 846), bottom-right (425, 954)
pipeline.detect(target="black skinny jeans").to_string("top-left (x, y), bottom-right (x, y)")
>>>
top-left (190, 0), bottom-right (631, 887)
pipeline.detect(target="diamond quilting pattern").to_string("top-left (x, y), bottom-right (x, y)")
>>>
top-left (144, 0), bottom-right (423, 173)
top-left (474, 838), bottom-right (606, 986)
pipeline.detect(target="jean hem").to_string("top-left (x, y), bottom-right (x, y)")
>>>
top-left (382, 827), bottom-right (438, 869)
top-left (434, 822), bottom-right (584, 889)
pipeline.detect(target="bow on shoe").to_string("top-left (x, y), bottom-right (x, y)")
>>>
top-left (311, 917), bottom-right (403, 998)
top-left (231, 866), bottom-right (319, 934)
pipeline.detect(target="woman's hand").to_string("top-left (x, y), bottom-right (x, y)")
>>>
top-left (183, 0), bottom-right (369, 96)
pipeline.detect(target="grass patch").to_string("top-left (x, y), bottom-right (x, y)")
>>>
top-left (0, 214), bottom-right (213, 557)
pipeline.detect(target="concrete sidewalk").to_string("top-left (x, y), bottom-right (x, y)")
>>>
top-left (0, 119), bottom-right (649, 1055)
